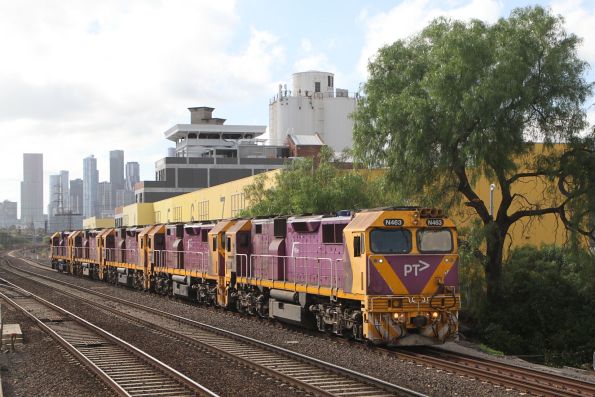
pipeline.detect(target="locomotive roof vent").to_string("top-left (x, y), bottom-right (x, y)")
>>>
top-left (419, 208), bottom-right (444, 218)
top-left (361, 205), bottom-right (420, 212)
top-left (335, 210), bottom-right (352, 217)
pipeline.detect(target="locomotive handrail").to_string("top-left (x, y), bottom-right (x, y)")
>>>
top-left (183, 250), bottom-right (209, 274)
top-left (249, 254), bottom-right (337, 289)
top-left (235, 253), bottom-right (249, 280)
top-left (102, 248), bottom-right (139, 265)
top-left (50, 245), bottom-right (68, 257)
top-left (153, 249), bottom-right (209, 274)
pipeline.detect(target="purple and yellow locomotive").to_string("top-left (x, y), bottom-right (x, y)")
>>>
top-left (50, 206), bottom-right (460, 346)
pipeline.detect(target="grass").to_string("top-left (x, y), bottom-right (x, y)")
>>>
top-left (478, 344), bottom-right (505, 357)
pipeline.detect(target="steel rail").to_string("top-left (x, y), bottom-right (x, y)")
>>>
top-left (392, 347), bottom-right (595, 397)
top-left (425, 348), bottom-right (595, 396)
top-left (0, 276), bottom-right (218, 397)
top-left (4, 254), bottom-right (424, 397)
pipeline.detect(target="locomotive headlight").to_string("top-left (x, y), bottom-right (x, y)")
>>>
top-left (431, 311), bottom-right (439, 319)
top-left (392, 313), bottom-right (406, 323)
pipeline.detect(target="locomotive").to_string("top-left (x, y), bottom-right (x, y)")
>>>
top-left (50, 206), bottom-right (460, 346)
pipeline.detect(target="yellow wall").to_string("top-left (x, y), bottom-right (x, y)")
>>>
top-left (151, 170), bottom-right (279, 224)
top-left (450, 143), bottom-right (574, 249)
top-left (96, 144), bottom-right (579, 250)
top-left (115, 170), bottom-right (280, 227)
top-left (116, 203), bottom-right (156, 227)
top-left (83, 217), bottom-right (115, 229)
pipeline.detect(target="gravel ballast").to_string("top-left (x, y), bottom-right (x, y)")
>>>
top-left (0, 297), bottom-right (114, 397)
top-left (8, 258), bottom-right (595, 396)
top-left (0, 267), bottom-right (305, 397)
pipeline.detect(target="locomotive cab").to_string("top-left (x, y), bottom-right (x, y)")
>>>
top-left (345, 207), bottom-right (460, 346)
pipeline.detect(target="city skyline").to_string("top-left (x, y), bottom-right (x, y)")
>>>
top-left (0, 1), bottom-right (594, 209)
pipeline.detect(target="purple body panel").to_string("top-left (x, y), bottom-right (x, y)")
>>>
top-left (86, 232), bottom-right (99, 261)
top-left (119, 230), bottom-right (139, 265)
top-left (54, 232), bottom-right (69, 256)
top-left (249, 217), bottom-right (348, 288)
top-left (182, 226), bottom-right (211, 272)
top-left (368, 254), bottom-right (458, 295)
top-left (284, 221), bottom-right (345, 287)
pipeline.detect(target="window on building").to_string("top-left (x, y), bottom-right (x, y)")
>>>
top-left (328, 75), bottom-right (333, 87)
top-left (230, 193), bottom-right (245, 217)
top-left (198, 200), bottom-right (209, 221)
top-left (315, 82), bottom-right (321, 93)
top-left (173, 206), bottom-right (182, 222)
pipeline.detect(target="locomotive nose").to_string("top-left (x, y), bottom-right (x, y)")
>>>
top-left (411, 315), bottom-right (429, 328)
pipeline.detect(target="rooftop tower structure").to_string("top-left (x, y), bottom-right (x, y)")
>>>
top-left (268, 71), bottom-right (356, 153)
top-left (135, 107), bottom-right (288, 203)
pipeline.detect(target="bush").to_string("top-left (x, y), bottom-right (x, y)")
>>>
top-left (479, 245), bottom-right (595, 366)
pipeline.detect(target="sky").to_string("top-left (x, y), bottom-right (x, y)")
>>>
top-left (1, 0), bottom-right (594, 215)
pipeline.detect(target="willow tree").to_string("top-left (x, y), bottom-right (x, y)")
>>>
top-left (353, 6), bottom-right (594, 304)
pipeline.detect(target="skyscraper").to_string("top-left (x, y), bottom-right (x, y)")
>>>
top-left (83, 155), bottom-right (98, 218)
top-left (48, 170), bottom-right (70, 215)
top-left (0, 200), bottom-right (18, 228)
top-left (110, 150), bottom-right (125, 191)
top-left (97, 181), bottom-right (113, 218)
top-left (48, 174), bottom-right (61, 217)
top-left (60, 170), bottom-right (70, 211)
top-left (70, 179), bottom-right (83, 215)
top-left (20, 153), bottom-right (44, 228)
top-left (125, 161), bottom-right (140, 191)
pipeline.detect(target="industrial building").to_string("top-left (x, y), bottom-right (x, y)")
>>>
top-left (269, 71), bottom-right (357, 153)
top-left (134, 107), bottom-right (289, 203)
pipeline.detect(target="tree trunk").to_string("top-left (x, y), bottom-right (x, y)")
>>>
top-left (484, 221), bottom-right (507, 306)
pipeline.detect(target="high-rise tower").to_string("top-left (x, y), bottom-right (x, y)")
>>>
top-left (83, 155), bottom-right (98, 218)
top-left (20, 153), bottom-right (44, 228)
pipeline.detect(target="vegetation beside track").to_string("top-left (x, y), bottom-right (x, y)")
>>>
top-left (461, 243), bottom-right (595, 367)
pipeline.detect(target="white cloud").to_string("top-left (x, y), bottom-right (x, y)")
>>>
top-left (293, 37), bottom-right (336, 74)
top-left (357, 0), bottom-right (503, 76)
top-left (0, 1), bottom-right (284, 211)
top-left (294, 53), bottom-right (335, 73)
top-left (550, 0), bottom-right (595, 65)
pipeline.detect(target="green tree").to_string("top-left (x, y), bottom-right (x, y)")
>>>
top-left (353, 6), bottom-right (594, 305)
top-left (243, 146), bottom-right (403, 216)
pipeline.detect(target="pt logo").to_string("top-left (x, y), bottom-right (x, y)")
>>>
top-left (404, 260), bottom-right (431, 277)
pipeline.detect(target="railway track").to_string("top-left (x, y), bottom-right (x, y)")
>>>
top-left (2, 254), bottom-right (424, 397)
top-left (0, 277), bottom-right (217, 397)
top-left (15, 253), bottom-right (595, 397)
top-left (391, 345), bottom-right (595, 397)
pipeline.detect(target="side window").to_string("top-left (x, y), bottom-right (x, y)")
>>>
top-left (354, 235), bottom-right (361, 257)
top-left (238, 232), bottom-right (250, 247)
top-left (212, 236), bottom-right (217, 251)
top-left (226, 237), bottom-right (231, 252)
